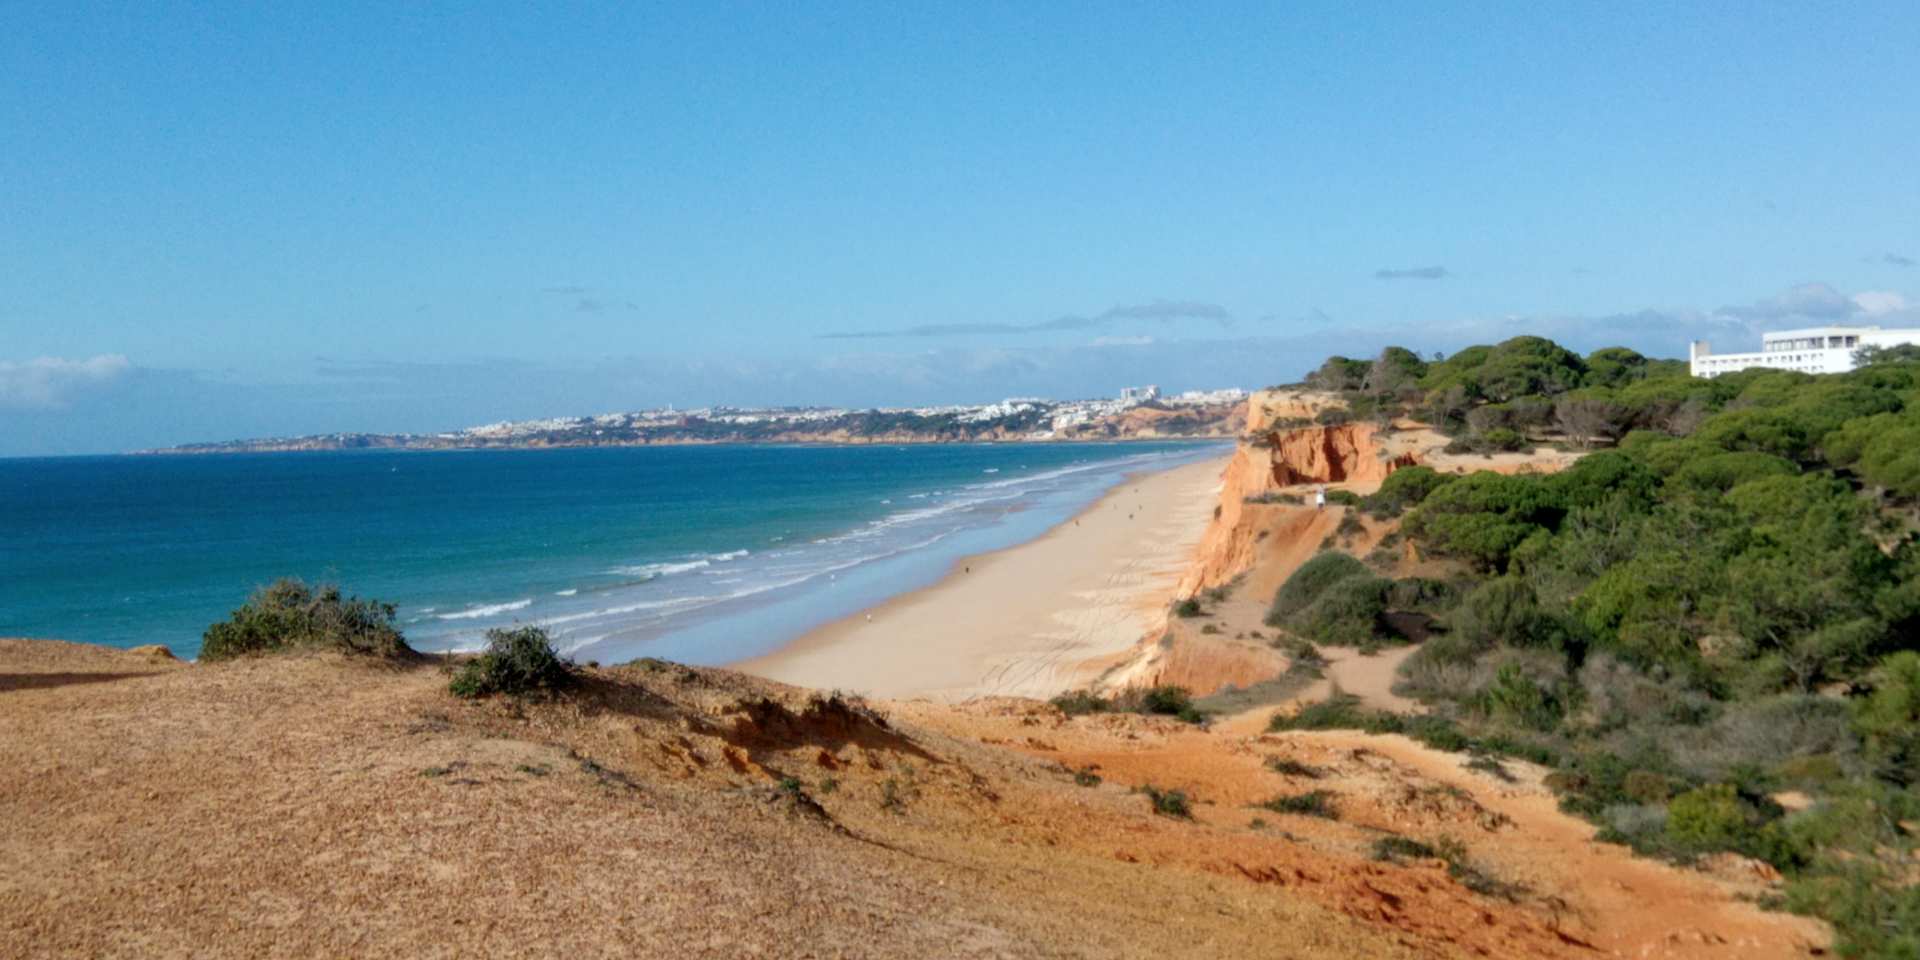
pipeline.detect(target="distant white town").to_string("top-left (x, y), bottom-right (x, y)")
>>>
top-left (148, 386), bottom-right (1251, 454)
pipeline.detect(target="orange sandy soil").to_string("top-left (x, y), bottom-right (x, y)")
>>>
top-left (2, 638), bottom-right (1826, 959)
top-left (900, 701), bottom-right (1830, 959)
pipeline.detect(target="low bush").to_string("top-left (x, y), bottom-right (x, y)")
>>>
top-left (1245, 491), bottom-right (1306, 505)
top-left (1174, 597), bottom-right (1205, 618)
top-left (1129, 685), bottom-right (1205, 724)
top-left (1050, 689), bottom-right (1111, 716)
top-left (1269, 552), bottom-right (1372, 622)
top-left (1268, 552), bottom-right (1399, 646)
top-left (201, 578), bottom-right (412, 661)
top-left (1141, 785), bottom-right (1192, 818)
top-left (1287, 574), bottom-right (1392, 646)
top-left (1363, 466), bottom-right (1448, 518)
top-left (1443, 427), bottom-right (1532, 456)
top-left (1054, 685), bottom-right (1204, 724)
top-left (1372, 835), bottom-right (1438, 862)
top-left (1265, 757), bottom-right (1323, 778)
top-left (1255, 789), bottom-right (1338, 819)
top-left (1270, 692), bottom-right (1561, 766)
top-left (1663, 783), bottom-right (1799, 867)
top-left (449, 626), bottom-right (576, 698)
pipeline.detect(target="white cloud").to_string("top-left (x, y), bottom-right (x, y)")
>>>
top-left (1852, 290), bottom-right (1910, 317)
top-left (0, 354), bottom-right (133, 409)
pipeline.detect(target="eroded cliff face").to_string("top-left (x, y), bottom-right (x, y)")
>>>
top-left (1177, 392), bottom-right (1419, 597)
top-left (1263, 423), bottom-right (1421, 488)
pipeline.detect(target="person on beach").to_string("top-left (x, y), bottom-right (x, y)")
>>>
top-left (1315, 486), bottom-right (1326, 510)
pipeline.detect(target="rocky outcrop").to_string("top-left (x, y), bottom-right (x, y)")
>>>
top-left (1177, 393), bottom-right (1420, 597)
top-left (1263, 423), bottom-right (1418, 488)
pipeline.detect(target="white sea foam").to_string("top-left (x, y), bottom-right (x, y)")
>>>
top-left (554, 588), bottom-right (578, 597)
top-left (609, 559), bottom-right (710, 578)
top-left (436, 598), bottom-right (532, 620)
top-left (707, 549), bottom-right (750, 561)
top-left (538, 596), bottom-right (708, 627)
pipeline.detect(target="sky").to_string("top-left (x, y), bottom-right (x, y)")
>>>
top-left (3, 2), bottom-right (1918, 455)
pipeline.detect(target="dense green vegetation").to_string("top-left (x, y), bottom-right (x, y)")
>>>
top-left (1280, 339), bottom-right (1920, 956)
top-left (201, 578), bottom-right (413, 661)
top-left (449, 625), bottom-right (577, 698)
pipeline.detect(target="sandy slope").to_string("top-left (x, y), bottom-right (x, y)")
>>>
top-left (1, 640), bottom-right (1443, 959)
top-left (737, 457), bottom-right (1228, 700)
top-left (0, 639), bottom-right (1825, 958)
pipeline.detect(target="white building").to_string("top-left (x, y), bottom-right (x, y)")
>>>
top-left (1690, 326), bottom-right (1920, 378)
top-left (1118, 384), bottom-right (1161, 403)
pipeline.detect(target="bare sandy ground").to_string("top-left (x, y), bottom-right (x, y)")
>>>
top-left (0, 640), bottom-right (1459, 959)
top-left (1, 638), bottom-right (1823, 959)
top-left (736, 457), bottom-right (1228, 701)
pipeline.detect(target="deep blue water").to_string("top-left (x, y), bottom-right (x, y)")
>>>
top-left (0, 442), bottom-right (1224, 662)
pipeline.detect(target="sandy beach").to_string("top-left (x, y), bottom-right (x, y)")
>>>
top-left (735, 456), bottom-right (1228, 701)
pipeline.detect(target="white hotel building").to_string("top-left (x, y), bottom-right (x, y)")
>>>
top-left (1689, 326), bottom-right (1920, 378)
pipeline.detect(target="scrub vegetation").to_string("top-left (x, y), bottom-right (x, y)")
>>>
top-left (200, 578), bottom-right (413, 661)
top-left (1284, 338), bottom-right (1920, 957)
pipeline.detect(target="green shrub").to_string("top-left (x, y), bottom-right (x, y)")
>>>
top-left (1056, 685), bottom-right (1203, 724)
top-left (1853, 651), bottom-right (1920, 785)
top-left (1665, 783), bottom-right (1755, 852)
top-left (1268, 552), bottom-right (1371, 624)
top-left (1372, 835), bottom-right (1439, 862)
top-left (200, 578), bottom-right (412, 661)
top-left (1255, 790), bottom-right (1338, 819)
top-left (1142, 785), bottom-right (1192, 818)
top-left (1174, 597), bottom-right (1205, 618)
top-left (449, 626), bottom-right (576, 698)
top-left (1265, 757), bottom-right (1323, 778)
top-left (1326, 489), bottom-right (1362, 507)
top-left (1387, 576), bottom-right (1456, 612)
top-left (1364, 466), bottom-right (1448, 518)
top-left (1451, 576), bottom-right (1557, 651)
top-left (1443, 428), bottom-right (1532, 456)
top-left (1480, 660), bottom-right (1565, 728)
top-left (1288, 574), bottom-right (1393, 646)
top-left (1050, 689), bottom-right (1111, 716)
top-left (1134, 685), bottom-right (1203, 723)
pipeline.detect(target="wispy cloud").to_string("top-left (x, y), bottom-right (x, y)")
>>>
top-left (1885, 253), bottom-right (1916, 268)
top-left (0, 354), bottom-right (132, 409)
top-left (817, 299), bottom-right (1230, 339)
top-left (1715, 282), bottom-right (1857, 322)
top-left (1374, 266), bottom-right (1449, 280)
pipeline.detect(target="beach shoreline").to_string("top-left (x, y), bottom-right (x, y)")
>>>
top-left (732, 455), bottom-right (1228, 701)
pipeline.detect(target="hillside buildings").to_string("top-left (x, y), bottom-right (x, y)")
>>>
top-left (1689, 325), bottom-right (1920, 378)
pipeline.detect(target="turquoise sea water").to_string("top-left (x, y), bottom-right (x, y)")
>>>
top-left (0, 442), bottom-right (1225, 662)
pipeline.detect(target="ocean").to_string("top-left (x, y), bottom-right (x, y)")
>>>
top-left (0, 442), bottom-right (1226, 662)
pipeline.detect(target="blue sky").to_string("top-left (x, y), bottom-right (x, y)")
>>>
top-left (4, 2), bottom-right (1918, 455)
